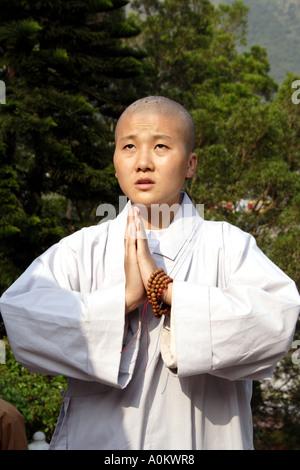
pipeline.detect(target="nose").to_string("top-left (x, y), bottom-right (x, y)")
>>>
top-left (135, 146), bottom-right (154, 172)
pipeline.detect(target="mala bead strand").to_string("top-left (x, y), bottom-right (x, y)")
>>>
top-left (147, 269), bottom-right (173, 318)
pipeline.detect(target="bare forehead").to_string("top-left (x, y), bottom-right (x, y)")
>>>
top-left (117, 112), bottom-right (182, 136)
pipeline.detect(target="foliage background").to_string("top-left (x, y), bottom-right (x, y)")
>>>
top-left (212, 0), bottom-right (300, 84)
top-left (0, 0), bottom-right (299, 449)
top-left (1, 337), bottom-right (66, 442)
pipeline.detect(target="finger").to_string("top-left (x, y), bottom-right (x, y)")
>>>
top-left (126, 207), bottom-right (137, 242)
top-left (133, 207), bottom-right (147, 243)
top-left (133, 209), bottom-right (157, 283)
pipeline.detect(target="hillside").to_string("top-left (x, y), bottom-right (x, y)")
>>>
top-left (212, 0), bottom-right (300, 84)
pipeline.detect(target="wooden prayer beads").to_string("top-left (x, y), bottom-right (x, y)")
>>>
top-left (146, 268), bottom-right (173, 318)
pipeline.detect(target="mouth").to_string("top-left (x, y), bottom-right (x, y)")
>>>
top-left (135, 178), bottom-right (155, 189)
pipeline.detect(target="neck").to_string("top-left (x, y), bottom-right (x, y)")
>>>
top-left (134, 200), bottom-right (182, 230)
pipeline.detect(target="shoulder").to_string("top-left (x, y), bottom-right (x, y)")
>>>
top-left (0, 399), bottom-right (23, 421)
top-left (58, 219), bottom-right (113, 252)
top-left (199, 218), bottom-right (254, 252)
top-left (195, 219), bottom-right (264, 279)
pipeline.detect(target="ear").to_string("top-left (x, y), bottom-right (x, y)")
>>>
top-left (186, 153), bottom-right (197, 178)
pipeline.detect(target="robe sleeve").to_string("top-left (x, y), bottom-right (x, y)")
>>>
top-left (0, 228), bottom-right (136, 388)
top-left (162, 224), bottom-right (300, 381)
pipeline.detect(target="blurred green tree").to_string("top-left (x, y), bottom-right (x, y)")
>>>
top-left (1, 337), bottom-right (66, 443)
top-left (0, 0), bottom-right (143, 293)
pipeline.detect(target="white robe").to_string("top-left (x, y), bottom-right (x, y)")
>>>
top-left (0, 193), bottom-right (299, 450)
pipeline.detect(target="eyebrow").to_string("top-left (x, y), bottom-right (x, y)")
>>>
top-left (119, 134), bottom-right (172, 142)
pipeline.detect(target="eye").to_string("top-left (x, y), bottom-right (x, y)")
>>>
top-left (123, 144), bottom-right (135, 150)
top-left (156, 144), bottom-right (168, 149)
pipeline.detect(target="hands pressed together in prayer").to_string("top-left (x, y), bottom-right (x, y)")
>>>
top-left (124, 206), bottom-right (173, 315)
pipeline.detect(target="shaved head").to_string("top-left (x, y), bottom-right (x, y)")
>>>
top-left (115, 96), bottom-right (195, 153)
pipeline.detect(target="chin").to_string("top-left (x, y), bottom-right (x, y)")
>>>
top-left (125, 187), bottom-right (181, 208)
top-left (130, 197), bottom-right (154, 208)
top-left (127, 190), bottom-right (155, 204)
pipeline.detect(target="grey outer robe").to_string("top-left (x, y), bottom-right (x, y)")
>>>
top-left (0, 193), bottom-right (299, 450)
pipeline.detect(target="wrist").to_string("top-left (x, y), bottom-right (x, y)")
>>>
top-left (161, 282), bottom-right (173, 306)
top-left (146, 269), bottom-right (173, 318)
top-left (125, 288), bottom-right (145, 315)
